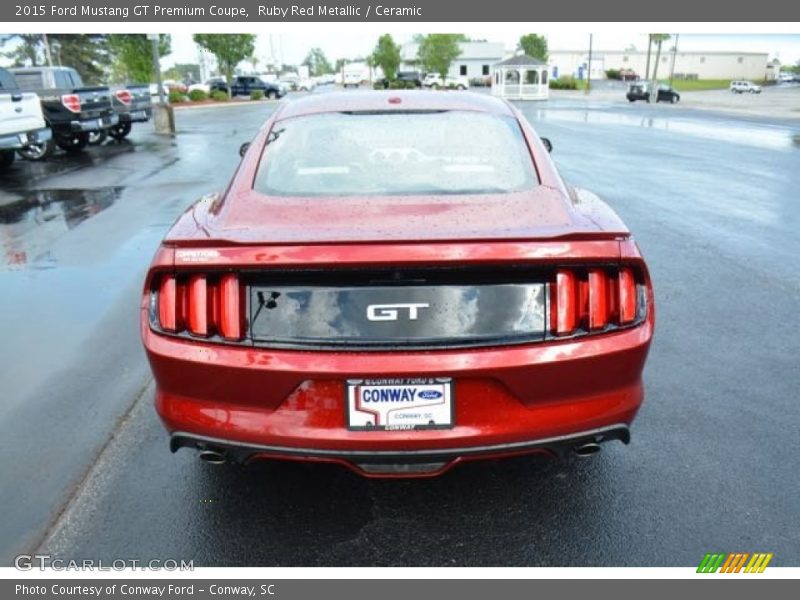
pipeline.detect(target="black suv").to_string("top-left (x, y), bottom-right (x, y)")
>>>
top-left (626, 82), bottom-right (681, 104)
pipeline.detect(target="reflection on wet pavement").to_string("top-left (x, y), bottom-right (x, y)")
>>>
top-left (0, 187), bottom-right (123, 268)
top-left (526, 107), bottom-right (799, 150)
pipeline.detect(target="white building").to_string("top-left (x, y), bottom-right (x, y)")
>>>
top-left (548, 50), bottom-right (771, 81)
top-left (401, 41), bottom-right (506, 80)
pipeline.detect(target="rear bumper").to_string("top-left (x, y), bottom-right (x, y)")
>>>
top-left (118, 107), bottom-right (152, 123)
top-left (67, 112), bottom-right (119, 132)
top-left (144, 314), bottom-right (652, 477)
top-left (170, 423), bottom-right (631, 477)
top-left (0, 127), bottom-right (51, 150)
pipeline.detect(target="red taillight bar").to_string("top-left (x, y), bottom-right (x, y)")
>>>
top-left (187, 275), bottom-right (209, 336)
top-left (587, 269), bottom-right (608, 330)
top-left (552, 270), bottom-right (577, 335)
top-left (157, 275), bottom-right (178, 332)
top-left (218, 274), bottom-right (243, 340)
top-left (618, 268), bottom-right (637, 324)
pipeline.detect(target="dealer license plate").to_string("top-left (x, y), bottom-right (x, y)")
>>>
top-left (346, 378), bottom-right (453, 431)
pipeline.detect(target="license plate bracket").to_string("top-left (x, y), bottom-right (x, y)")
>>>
top-left (346, 377), bottom-right (454, 431)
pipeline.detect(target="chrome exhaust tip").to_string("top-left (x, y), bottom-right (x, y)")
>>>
top-left (573, 442), bottom-right (602, 458)
top-left (198, 449), bottom-right (227, 465)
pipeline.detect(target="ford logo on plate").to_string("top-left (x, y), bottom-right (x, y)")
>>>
top-left (418, 390), bottom-right (443, 400)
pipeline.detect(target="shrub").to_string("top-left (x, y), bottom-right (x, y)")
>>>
top-left (549, 76), bottom-right (578, 90)
top-left (373, 81), bottom-right (385, 90)
top-left (210, 90), bottom-right (229, 102)
top-left (188, 89), bottom-right (208, 102)
top-left (168, 90), bottom-right (186, 104)
top-left (605, 69), bottom-right (621, 80)
top-left (250, 89), bottom-right (265, 101)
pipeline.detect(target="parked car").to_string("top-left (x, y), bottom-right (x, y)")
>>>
top-left (296, 78), bottom-right (316, 92)
top-left (730, 80), bottom-right (762, 94)
top-left (227, 76), bottom-right (284, 99)
top-left (188, 77), bottom-right (226, 95)
top-left (343, 71), bottom-right (363, 88)
top-left (626, 81), bottom-right (651, 102)
top-left (10, 66), bottom-right (118, 159)
top-left (0, 67), bottom-right (52, 169)
top-left (619, 69), bottom-right (638, 81)
top-left (141, 91), bottom-right (654, 478)
top-left (109, 84), bottom-right (152, 139)
top-left (625, 81), bottom-right (679, 103)
top-left (396, 71), bottom-right (423, 88)
top-left (423, 74), bottom-right (469, 89)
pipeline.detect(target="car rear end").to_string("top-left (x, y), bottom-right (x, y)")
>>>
top-left (141, 94), bottom-right (655, 477)
top-left (112, 84), bottom-right (152, 124)
top-left (0, 68), bottom-right (51, 154)
top-left (57, 86), bottom-right (118, 133)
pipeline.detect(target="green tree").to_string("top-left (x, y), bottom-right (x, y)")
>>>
top-left (107, 34), bottom-right (171, 84)
top-left (371, 34), bottom-right (402, 81)
top-left (518, 34), bottom-right (548, 62)
top-left (1, 34), bottom-right (111, 83)
top-left (0, 34), bottom-right (44, 66)
top-left (417, 34), bottom-right (463, 79)
top-left (193, 34), bottom-right (256, 97)
top-left (302, 47), bottom-right (333, 76)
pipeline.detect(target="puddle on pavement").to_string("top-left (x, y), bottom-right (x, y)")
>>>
top-left (525, 107), bottom-right (798, 150)
top-left (0, 187), bottom-right (123, 268)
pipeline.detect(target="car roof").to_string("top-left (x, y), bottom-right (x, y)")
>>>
top-left (274, 90), bottom-right (516, 120)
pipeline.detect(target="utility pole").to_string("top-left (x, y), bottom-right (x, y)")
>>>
top-left (669, 33), bottom-right (679, 87)
top-left (586, 33), bottom-right (593, 94)
top-left (42, 34), bottom-right (53, 67)
top-left (645, 34), bottom-right (652, 81)
top-left (148, 33), bottom-right (174, 134)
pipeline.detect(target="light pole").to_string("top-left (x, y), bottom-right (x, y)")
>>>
top-left (51, 39), bottom-right (61, 67)
top-left (669, 33), bottom-right (679, 87)
top-left (586, 33), bottom-right (593, 94)
top-left (42, 34), bottom-right (53, 67)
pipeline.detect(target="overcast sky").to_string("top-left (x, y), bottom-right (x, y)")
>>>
top-left (167, 32), bottom-right (800, 68)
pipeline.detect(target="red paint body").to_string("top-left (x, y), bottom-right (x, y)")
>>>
top-left (141, 92), bottom-right (655, 477)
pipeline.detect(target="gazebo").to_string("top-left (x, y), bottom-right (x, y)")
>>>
top-left (491, 54), bottom-right (549, 100)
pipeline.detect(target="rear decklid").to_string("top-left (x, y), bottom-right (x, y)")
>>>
top-left (164, 186), bottom-right (630, 245)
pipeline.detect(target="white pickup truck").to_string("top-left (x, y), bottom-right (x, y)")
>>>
top-left (422, 73), bottom-right (469, 90)
top-left (0, 67), bottom-right (51, 169)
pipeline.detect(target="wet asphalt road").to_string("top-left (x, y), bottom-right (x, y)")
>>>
top-left (1, 89), bottom-right (799, 566)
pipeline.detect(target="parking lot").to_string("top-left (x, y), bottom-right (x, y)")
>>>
top-left (1, 89), bottom-right (798, 566)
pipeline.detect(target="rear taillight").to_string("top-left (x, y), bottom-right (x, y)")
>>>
top-left (115, 89), bottom-right (132, 105)
top-left (153, 273), bottom-right (244, 341)
top-left (61, 94), bottom-right (81, 113)
top-left (549, 266), bottom-right (645, 337)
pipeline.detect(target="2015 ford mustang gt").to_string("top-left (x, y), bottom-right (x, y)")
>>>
top-left (141, 91), bottom-right (654, 478)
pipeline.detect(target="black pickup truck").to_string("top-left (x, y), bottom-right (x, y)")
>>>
top-left (90, 84), bottom-right (152, 144)
top-left (220, 76), bottom-right (284, 99)
top-left (10, 66), bottom-right (119, 159)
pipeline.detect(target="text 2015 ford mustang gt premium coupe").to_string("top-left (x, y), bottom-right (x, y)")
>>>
top-left (141, 91), bottom-right (654, 478)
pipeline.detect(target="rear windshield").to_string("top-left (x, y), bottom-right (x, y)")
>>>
top-left (12, 71), bottom-right (44, 90)
top-left (0, 69), bottom-right (18, 90)
top-left (253, 111), bottom-right (538, 196)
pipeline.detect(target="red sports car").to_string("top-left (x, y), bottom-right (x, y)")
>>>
top-left (141, 91), bottom-right (654, 478)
